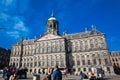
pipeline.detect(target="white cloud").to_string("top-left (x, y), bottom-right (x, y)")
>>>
top-left (14, 21), bottom-right (28, 32)
top-left (0, 12), bottom-right (30, 39)
top-left (0, 12), bottom-right (10, 21)
top-left (0, 0), bottom-right (30, 13)
top-left (0, 0), bottom-right (17, 6)
top-left (5, 0), bottom-right (15, 6)
top-left (0, 0), bottom-right (31, 39)
top-left (13, 16), bottom-right (29, 32)
top-left (6, 31), bottom-right (20, 38)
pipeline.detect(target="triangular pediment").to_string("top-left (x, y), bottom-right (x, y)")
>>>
top-left (37, 34), bottom-right (63, 41)
top-left (90, 29), bottom-right (102, 35)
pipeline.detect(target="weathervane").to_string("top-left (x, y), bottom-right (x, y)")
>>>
top-left (51, 10), bottom-right (54, 17)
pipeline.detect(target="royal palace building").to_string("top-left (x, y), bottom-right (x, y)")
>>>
top-left (10, 13), bottom-right (114, 75)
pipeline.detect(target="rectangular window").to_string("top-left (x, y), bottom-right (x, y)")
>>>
top-left (93, 59), bottom-right (96, 65)
top-left (30, 63), bottom-right (33, 67)
top-left (78, 68), bottom-right (81, 71)
top-left (104, 59), bottom-right (108, 64)
top-left (90, 44), bottom-right (94, 49)
top-left (47, 61), bottom-right (50, 66)
top-left (48, 47), bottom-right (51, 53)
top-left (51, 61), bottom-right (54, 66)
top-left (99, 59), bottom-right (101, 65)
top-left (56, 61), bottom-right (59, 66)
top-left (34, 62), bottom-right (37, 67)
top-left (42, 62), bottom-right (44, 66)
top-left (27, 63), bottom-right (29, 67)
top-left (38, 62), bottom-right (41, 66)
top-left (61, 61), bottom-right (64, 67)
top-left (107, 67), bottom-right (110, 71)
top-left (82, 60), bottom-right (85, 65)
top-left (88, 60), bottom-right (90, 65)
top-left (77, 61), bottom-right (80, 65)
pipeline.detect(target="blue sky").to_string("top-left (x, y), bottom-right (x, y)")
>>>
top-left (0, 0), bottom-right (120, 51)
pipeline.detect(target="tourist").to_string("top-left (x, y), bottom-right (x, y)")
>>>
top-left (47, 68), bottom-right (51, 80)
top-left (79, 71), bottom-right (84, 80)
top-left (53, 66), bottom-right (62, 80)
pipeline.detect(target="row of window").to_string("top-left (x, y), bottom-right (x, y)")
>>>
top-left (111, 53), bottom-right (120, 56)
top-left (10, 55), bottom-right (65, 62)
top-left (72, 53), bottom-right (107, 59)
top-left (75, 67), bottom-right (110, 72)
top-left (71, 43), bottom-right (105, 52)
top-left (12, 46), bottom-right (65, 56)
top-left (13, 37), bottom-right (105, 52)
top-left (13, 40), bottom-right (64, 51)
top-left (112, 58), bottom-right (120, 62)
top-left (73, 58), bottom-right (108, 66)
top-left (35, 45), bottom-right (65, 53)
top-left (13, 61), bottom-right (65, 68)
top-left (71, 38), bottom-right (104, 46)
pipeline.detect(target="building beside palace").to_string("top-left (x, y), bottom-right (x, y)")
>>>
top-left (0, 47), bottom-right (11, 69)
top-left (10, 13), bottom-right (114, 75)
top-left (110, 52), bottom-right (120, 74)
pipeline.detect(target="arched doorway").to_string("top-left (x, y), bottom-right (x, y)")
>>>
top-left (34, 69), bottom-right (36, 73)
top-left (38, 69), bottom-right (41, 74)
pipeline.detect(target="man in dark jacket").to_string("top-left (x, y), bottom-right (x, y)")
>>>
top-left (53, 66), bottom-right (62, 80)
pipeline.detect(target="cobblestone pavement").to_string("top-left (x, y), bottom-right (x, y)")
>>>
top-left (1, 74), bottom-right (120, 80)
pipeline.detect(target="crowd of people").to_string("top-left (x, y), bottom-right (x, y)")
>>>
top-left (2, 66), bottom-right (28, 80)
top-left (79, 71), bottom-right (104, 80)
top-left (42, 66), bottom-right (62, 80)
top-left (1, 65), bottom-right (104, 80)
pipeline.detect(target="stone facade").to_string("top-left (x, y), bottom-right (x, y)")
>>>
top-left (10, 14), bottom-right (114, 75)
top-left (110, 52), bottom-right (120, 74)
top-left (110, 52), bottom-right (120, 67)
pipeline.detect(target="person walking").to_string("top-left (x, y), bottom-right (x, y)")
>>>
top-left (79, 71), bottom-right (85, 80)
top-left (53, 66), bottom-right (62, 80)
top-left (47, 67), bottom-right (51, 80)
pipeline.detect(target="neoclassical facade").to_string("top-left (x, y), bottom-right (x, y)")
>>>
top-left (10, 14), bottom-right (114, 75)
